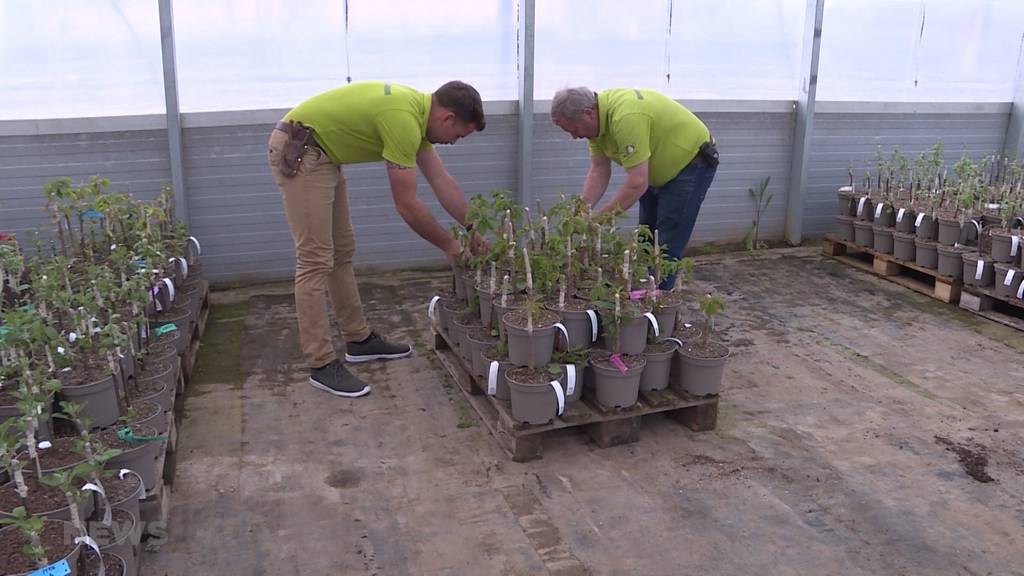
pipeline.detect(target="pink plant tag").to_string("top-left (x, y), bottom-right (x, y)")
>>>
top-left (628, 289), bottom-right (662, 301)
top-left (609, 353), bottom-right (628, 375)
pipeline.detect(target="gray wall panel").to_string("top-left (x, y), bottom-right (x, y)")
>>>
top-left (803, 112), bottom-right (1009, 236)
top-left (181, 114), bottom-right (518, 284)
top-left (0, 130), bottom-right (170, 238)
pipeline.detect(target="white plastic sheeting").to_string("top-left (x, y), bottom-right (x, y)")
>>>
top-left (817, 0), bottom-right (1024, 102)
top-left (0, 0), bottom-right (164, 120)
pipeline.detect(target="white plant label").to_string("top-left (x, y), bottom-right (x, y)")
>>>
top-left (37, 441), bottom-right (52, 449)
top-left (188, 235), bottom-right (202, 256)
top-left (1004, 269), bottom-right (1015, 286)
top-left (57, 346), bottom-right (65, 355)
top-left (81, 482), bottom-right (111, 526)
top-left (178, 257), bottom-right (189, 280)
top-left (564, 364), bottom-right (576, 396)
top-left (549, 381), bottom-right (565, 416)
top-left (975, 259), bottom-right (985, 281)
top-left (1018, 281), bottom-right (1024, 299)
top-left (487, 361), bottom-right (499, 395)
top-left (915, 213), bottom-right (925, 228)
top-left (874, 203), bottom-right (885, 219)
top-left (664, 337), bottom-right (684, 348)
top-left (643, 312), bottom-right (660, 337)
top-left (162, 278), bottom-right (175, 302)
top-left (585, 310), bottom-right (598, 342)
top-left (74, 535), bottom-right (104, 576)
top-left (1012, 235), bottom-right (1020, 257)
top-left (896, 208), bottom-right (906, 223)
top-left (553, 322), bottom-right (570, 347)
top-left (68, 332), bottom-right (77, 343)
top-left (427, 296), bottom-right (440, 321)
top-left (857, 197), bottom-right (867, 216)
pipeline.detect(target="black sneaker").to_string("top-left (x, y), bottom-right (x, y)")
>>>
top-left (344, 331), bottom-right (412, 363)
top-left (309, 360), bottom-right (370, 397)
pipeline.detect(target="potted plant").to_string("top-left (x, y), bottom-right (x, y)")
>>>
top-left (588, 292), bottom-right (645, 410)
top-left (674, 294), bottom-right (729, 397)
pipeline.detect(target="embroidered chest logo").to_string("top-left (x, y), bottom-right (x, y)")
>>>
top-left (624, 144), bottom-right (636, 155)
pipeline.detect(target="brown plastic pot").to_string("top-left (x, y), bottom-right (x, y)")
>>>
top-left (994, 263), bottom-right (1023, 299)
top-left (674, 345), bottom-right (730, 396)
top-left (914, 239), bottom-right (939, 269)
top-left (937, 217), bottom-right (962, 246)
top-left (506, 369), bottom-right (563, 425)
top-left (990, 230), bottom-right (1020, 264)
top-left (936, 244), bottom-right (967, 279)
top-left (852, 221), bottom-right (874, 248)
top-left (61, 373), bottom-right (121, 429)
top-left (591, 355), bottom-right (645, 409)
top-left (872, 226), bottom-right (895, 255)
top-left (962, 252), bottom-right (995, 288)
top-left (892, 231), bottom-right (916, 262)
top-left (836, 215), bottom-right (855, 242)
top-left (639, 344), bottom-right (675, 392)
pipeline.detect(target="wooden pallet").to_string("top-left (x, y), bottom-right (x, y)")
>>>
top-left (959, 284), bottom-right (1024, 332)
top-left (180, 279), bottom-right (210, 384)
top-left (822, 234), bottom-right (962, 304)
top-left (433, 329), bottom-right (718, 462)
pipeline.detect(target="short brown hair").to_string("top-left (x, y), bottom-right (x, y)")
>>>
top-left (434, 81), bottom-right (486, 131)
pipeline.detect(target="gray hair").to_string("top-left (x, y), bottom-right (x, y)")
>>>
top-left (551, 87), bottom-right (596, 120)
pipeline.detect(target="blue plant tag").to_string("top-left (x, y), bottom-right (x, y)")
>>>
top-left (80, 209), bottom-right (103, 220)
top-left (28, 558), bottom-right (71, 576)
top-left (131, 258), bottom-right (148, 269)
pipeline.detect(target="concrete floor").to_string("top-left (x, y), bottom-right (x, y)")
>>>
top-left (143, 247), bottom-right (1024, 576)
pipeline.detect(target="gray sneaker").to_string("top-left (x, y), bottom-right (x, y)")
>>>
top-left (309, 360), bottom-right (370, 397)
top-left (344, 331), bottom-right (412, 363)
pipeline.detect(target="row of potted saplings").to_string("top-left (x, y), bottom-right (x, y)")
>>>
top-left (0, 256), bottom-right (202, 575)
top-left (429, 248), bottom-right (728, 426)
top-left (836, 187), bottom-right (1024, 299)
top-left (0, 178), bottom-right (201, 575)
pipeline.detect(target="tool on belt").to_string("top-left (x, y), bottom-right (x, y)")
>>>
top-left (275, 120), bottom-right (317, 177)
top-left (697, 138), bottom-right (719, 168)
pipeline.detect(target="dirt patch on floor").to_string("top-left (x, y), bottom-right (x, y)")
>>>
top-left (935, 436), bottom-right (996, 483)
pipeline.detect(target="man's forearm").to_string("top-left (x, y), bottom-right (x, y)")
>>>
top-left (396, 199), bottom-right (459, 252)
top-left (431, 173), bottom-right (469, 226)
top-left (581, 167), bottom-right (611, 207)
top-left (595, 182), bottom-right (647, 216)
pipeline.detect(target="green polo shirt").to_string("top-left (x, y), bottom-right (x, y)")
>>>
top-left (282, 81), bottom-right (433, 167)
top-left (587, 88), bottom-right (710, 187)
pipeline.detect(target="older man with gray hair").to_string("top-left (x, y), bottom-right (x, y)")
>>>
top-left (551, 86), bottom-right (718, 289)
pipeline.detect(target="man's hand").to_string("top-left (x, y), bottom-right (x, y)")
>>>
top-left (445, 240), bottom-right (464, 267)
top-left (468, 231), bottom-right (488, 257)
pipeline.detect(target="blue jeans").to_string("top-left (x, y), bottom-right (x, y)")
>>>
top-left (639, 156), bottom-right (718, 289)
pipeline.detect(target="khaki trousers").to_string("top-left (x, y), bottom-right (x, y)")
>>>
top-left (267, 129), bottom-right (369, 368)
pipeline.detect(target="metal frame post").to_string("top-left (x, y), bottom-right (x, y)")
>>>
top-left (158, 0), bottom-right (188, 223)
top-left (785, 0), bottom-right (825, 245)
top-left (516, 0), bottom-right (536, 207)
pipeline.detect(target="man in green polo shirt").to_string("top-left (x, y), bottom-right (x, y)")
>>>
top-left (550, 87), bottom-right (718, 289)
top-left (268, 80), bottom-right (485, 398)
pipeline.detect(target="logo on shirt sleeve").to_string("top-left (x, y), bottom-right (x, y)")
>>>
top-left (624, 144), bottom-right (636, 156)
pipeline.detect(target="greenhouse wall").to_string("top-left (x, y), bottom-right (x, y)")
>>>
top-left (0, 100), bottom-right (1016, 284)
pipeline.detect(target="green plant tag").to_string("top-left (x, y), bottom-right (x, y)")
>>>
top-left (80, 209), bottom-right (103, 220)
top-left (153, 323), bottom-right (177, 336)
top-left (116, 427), bottom-right (167, 443)
top-left (18, 304), bottom-right (34, 312)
